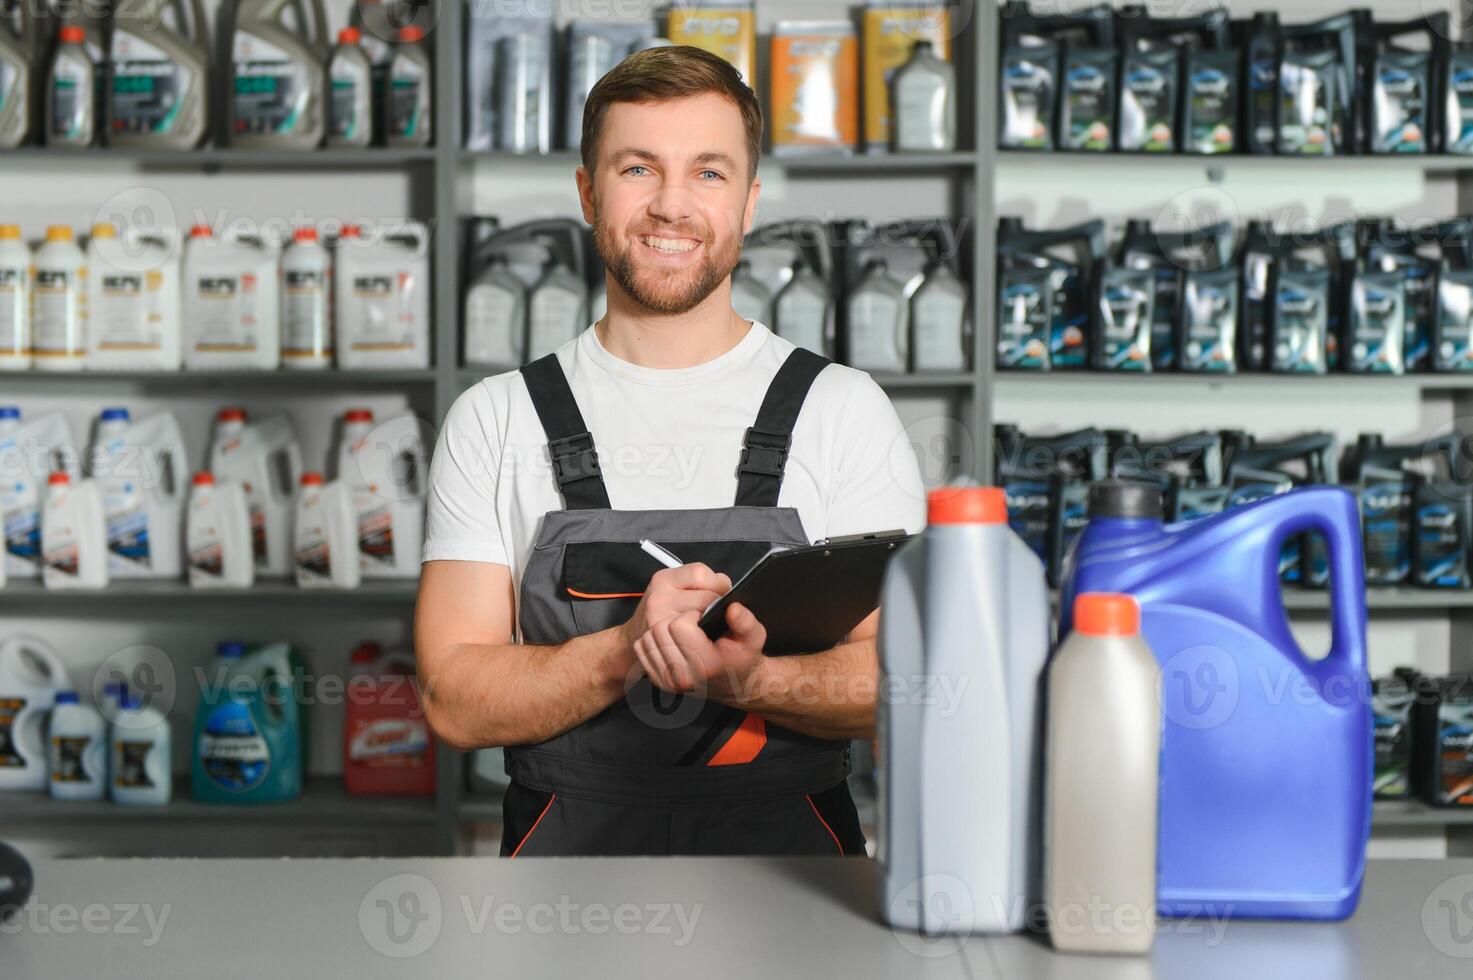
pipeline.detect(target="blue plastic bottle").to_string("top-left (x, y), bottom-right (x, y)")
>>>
top-left (191, 641), bottom-right (306, 804)
top-left (1059, 480), bottom-right (1371, 921)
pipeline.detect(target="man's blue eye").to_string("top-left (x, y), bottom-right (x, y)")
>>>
top-left (700, 170), bottom-right (723, 180)
top-left (625, 165), bottom-right (649, 176)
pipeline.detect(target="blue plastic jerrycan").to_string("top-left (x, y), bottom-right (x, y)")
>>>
top-left (1059, 480), bottom-right (1371, 921)
top-left (191, 641), bottom-right (306, 804)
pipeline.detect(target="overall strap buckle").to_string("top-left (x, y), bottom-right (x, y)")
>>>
top-left (549, 431), bottom-right (603, 488)
top-left (739, 426), bottom-right (792, 480)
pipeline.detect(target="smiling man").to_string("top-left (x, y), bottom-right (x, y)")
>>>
top-left (416, 46), bottom-right (925, 857)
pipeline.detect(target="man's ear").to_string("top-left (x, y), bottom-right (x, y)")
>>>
top-left (741, 174), bottom-right (761, 236)
top-left (576, 166), bottom-right (597, 225)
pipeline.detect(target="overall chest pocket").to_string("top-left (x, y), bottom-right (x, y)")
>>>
top-left (561, 539), bottom-right (775, 636)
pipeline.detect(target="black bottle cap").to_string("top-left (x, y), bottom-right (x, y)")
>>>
top-left (1089, 479), bottom-right (1164, 519)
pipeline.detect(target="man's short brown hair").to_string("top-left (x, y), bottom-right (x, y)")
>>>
top-left (580, 45), bottom-right (763, 180)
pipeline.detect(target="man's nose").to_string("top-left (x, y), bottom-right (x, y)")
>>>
top-left (647, 182), bottom-right (696, 224)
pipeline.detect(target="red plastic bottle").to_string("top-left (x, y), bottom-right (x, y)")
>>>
top-left (343, 642), bottom-right (436, 796)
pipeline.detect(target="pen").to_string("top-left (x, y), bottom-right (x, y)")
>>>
top-left (639, 539), bottom-right (684, 569)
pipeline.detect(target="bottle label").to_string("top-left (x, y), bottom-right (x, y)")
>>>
top-left (894, 70), bottom-right (948, 151)
top-left (295, 506), bottom-right (332, 581)
top-left (50, 734), bottom-right (94, 783)
top-left (1000, 52), bottom-right (1054, 149)
top-left (1436, 702), bottom-right (1473, 805)
top-left (232, 32), bottom-right (310, 136)
top-left (0, 265), bottom-right (24, 355)
top-left (996, 275), bottom-right (1050, 369)
top-left (1372, 57), bottom-right (1428, 154)
top-left (94, 271), bottom-right (164, 352)
top-left (188, 501), bottom-right (224, 580)
top-left (528, 287), bottom-right (584, 359)
top-left (775, 285), bottom-right (826, 355)
top-left (1120, 58), bottom-right (1175, 151)
top-left (1187, 63), bottom-right (1235, 154)
top-left (114, 738), bottom-right (159, 789)
top-left (348, 716), bottom-right (429, 767)
top-left (329, 61), bottom-right (368, 140)
top-left (198, 701), bottom-right (270, 791)
top-left (42, 521), bottom-right (79, 578)
top-left (50, 58), bottom-right (89, 141)
top-left (348, 272), bottom-right (417, 351)
top-left (1278, 61), bottom-right (1332, 155)
top-left (192, 274), bottom-right (260, 354)
top-left (847, 290), bottom-right (903, 370)
top-left (282, 268), bottom-right (330, 359)
top-left (32, 268), bottom-right (83, 357)
top-left (0, 696), bottom-right (27, 767)
top-left (104, 487), bottom-right (151, 570)
top-left (1451, 62), bottom-right (1473, 154)
top-left (912, 285), bottom-right (966, 371)
top-left (356, 494), bottom-right (394, 571)
top-left (110, 31), bottom-right (192, 136)
top-left (388, 60), bottom-right (425, 139)
top-left (464, 281), bottom-right (522, 364)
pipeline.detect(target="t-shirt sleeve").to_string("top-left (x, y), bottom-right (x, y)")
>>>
top-left (821, 374), bottom-right (928, 540)
top-left (421, 384), bottom-right (510, 565)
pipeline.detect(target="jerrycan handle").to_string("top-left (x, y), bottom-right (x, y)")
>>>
top-left (1264, 486), bottom-right (1367, 677)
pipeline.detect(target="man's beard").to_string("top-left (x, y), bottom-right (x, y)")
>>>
top-left (593, 215), bottom-right (743, 316)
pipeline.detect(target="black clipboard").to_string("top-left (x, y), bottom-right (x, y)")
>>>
top-left (698, 530), bottom-right (913, 655)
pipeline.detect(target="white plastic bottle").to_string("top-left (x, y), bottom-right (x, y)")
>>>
top-left (208, 407), bottom-right (303, 578)
top-left (110, 691), bottom-right (171, 805)
top-left (0, 635), bottom-right (67, 790)
top-left (31, 224), bottom-right (86, 372)
top-left (335, 222), bottom-right (431, 368)
top-left (336, 408), bottom-right (425, 578)
top-left (86, 224), bottom-right (182, 371)
top-left (48, 691), bottom-right (107, 801)
top-left (847, 259), bottom-right (908, 373)
top-left (2, 407), bottom-right (79, 579)
top-left (281, 226), bottom-right (332, 370)
top-left (86, 407), bottom-right (188, 579)
top-left (181, 224), bottom-right (281, 371)
top-left (41, 472), bottom-right (109, 589)
top-left (1047, 592), bottom-right (1161, 955)
top-left (878, 486), bottom-right (1050, 934)
top-left (0, 224), bottom-right (31, 369)
top-left (463, 253), bottom-right (527, 367)
top-left (294, 472), bottom-right (360, 589)
top-left (186, 471), bottom-right (254, 589)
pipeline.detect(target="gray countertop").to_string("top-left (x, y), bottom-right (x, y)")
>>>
top-left (1, 856), bottom-right (1471, 979)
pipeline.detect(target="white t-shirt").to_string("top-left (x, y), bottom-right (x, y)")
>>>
top-left (423, 322), bottom-right (927, 593)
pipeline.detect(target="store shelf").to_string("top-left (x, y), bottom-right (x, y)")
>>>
top-left (0, 147), bottom-right (438, 169)
top-left (993, 371), bottom-right (1473, 392)
top-left (457, 366), bottom-right (976, 393)
top-left (462, 149), bottom-right (979, 173)
top-left (0, 369), bottom-right (439, 388)
top-left (1049, 588), bottom-right (1473, 613)
top-left (0, 776), bottom-right (438, 825)
top-left (0, 579), bottom-right (419, 606)
top-left (1372, 800), bottom-right (1473, 829)
top-left (995, 149), bottom-right (1473, 176)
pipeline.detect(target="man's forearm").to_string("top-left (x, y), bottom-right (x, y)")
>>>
top-left (715, 638), bottom-right (879, 741)
top-left (421, 627), bottom-right (634, 750)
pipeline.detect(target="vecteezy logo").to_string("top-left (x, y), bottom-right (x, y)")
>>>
top-left (1423, 873), bottom-right (1473, 957)
top-left (1159, 644), bottom-right (1239, 730)
top-left (358, 873), bottom-right (442, 959)
top-left (886, 874), bottom-right (972, 959)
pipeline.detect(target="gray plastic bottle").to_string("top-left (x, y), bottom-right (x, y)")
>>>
top-left (909, 259), bottom-right (968, 371)
top-left (1046, 592), bottom-right (1161, 955)
top-left (108, 0), bottom-right (209, 149)
top-left (730, 260), bottom-right (770, 324)
top-left (231, 0), bottom-right (327, 148)
top-left (385, 26), bottom-right (430, 147)
top-left (526, 253), bottom-right (588, 361)
top-left (892, 41), bottom-right (956, 152)
top-left (847, 259), bottom-right (908, 372)
top-left (772, 257), bottom-right (829, 356)
top-left (45, 24), bottom-right (92, 147)
top-left (878, 486), bottom-right (1050, 934)
top-left (463, 253), bottom-right (527, 367)
top-left (0, 0), bottom-right (34, 148)
top-left (326, 26), bottom-right (371, 148)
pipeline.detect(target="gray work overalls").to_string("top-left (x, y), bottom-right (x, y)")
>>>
top-left (500, 347), bottom-right (865, 857)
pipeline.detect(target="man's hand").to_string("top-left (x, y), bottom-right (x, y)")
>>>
top-left (633, 601), bottom-right (767, 698)
top-left (618, 562), bottom-right (732, 655)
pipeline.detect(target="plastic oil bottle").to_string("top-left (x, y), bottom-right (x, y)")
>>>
top-left (336, 408), bottom-right (425, 579)
top-left (48, 690), bottom-right (107, 801)
top-left (30, 225), bottom-right (85, 372)
top-left (334, 222), bottom-right (430, 369)
top-left (192, 641), bottom-right (305, 803)
top-left (110, 691), bottom-right (171, 805)
top-left (44, 24), bottom-right (93, 147)
top-left (0, 224), bottom-right (30, 368)
top-left (878, 486), bottom-right (1050, 934)
top-left (186, 471), bottom-right (254, 588)
top-left (344, 642), bottom-right (434, 796)
top-left (772, 256), bottom-right (830, 356)
top-left (208, 407), bottom-right (303, 578)
top-left (40, 470), bottom-right (107, 589)
top-left (107, 0), bottom-right (210, 149)
top-left (280, 226), bottom-right (332, 370)
top-left (891, 41), bottom-right (955, 152)
top-left (1, 407), bottom-right (78, 578)
top-left (385, 26), bottom-right (430, 147)
top-left (230, 0), bottom-right (328, 149)
top-left (846, 258), bottom-right (907, 373)
top-left (294, 471), bottom-right (360, 589)
top-left (909, 254), bottom-right (968, 371)
top-left (86, 407), bottom-right (188, 579)
top-left (0, 0), bottom-right (34, 149)
top-left (85, 224), bottom-right (182, 371)
top-left (1046, 593), bottom-right (1161, 954)
top-left (462, 252), bottom-right (526, 367)
top-left (181, 225), bottom-right (282, 370)
top-left (526, 249), bottom-right (588, 361)
top-left (326, 26), bottom-right (372, 148)
top-left (0, 636), bottom-right (67, 790)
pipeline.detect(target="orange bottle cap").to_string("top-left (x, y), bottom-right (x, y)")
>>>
top-left (927, 486), bottom-right (1007, 525)
top-left (1074, 593), bottom-right (1141, 637)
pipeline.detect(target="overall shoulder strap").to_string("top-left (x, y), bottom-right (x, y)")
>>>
top-left (735, 347), bottom-right (831, 508)
top-left (519, 354), bottom-right (611, 510)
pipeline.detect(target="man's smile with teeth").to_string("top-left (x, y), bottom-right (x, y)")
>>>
top-left (640, 235), bottom-right (700, 253)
